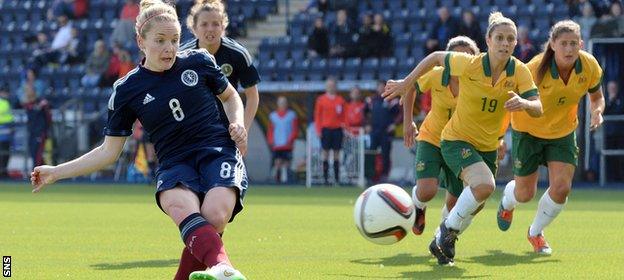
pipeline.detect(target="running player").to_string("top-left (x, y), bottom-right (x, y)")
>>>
top-left (497, 20), bottom-right (605, 255)
top-left (181, 0), bottom-right (260, 131)
top-left (384, 12), bottom-right (543, 265)
top-left (30, 1), bottom-right (248, 279)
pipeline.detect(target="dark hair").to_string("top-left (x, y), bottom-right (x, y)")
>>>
top-left (446, 36), bottom-right (480, 55)
top-left (186, 0), bottom-right (229, 31)
top-left (535, 20), bottom-right (581, 85)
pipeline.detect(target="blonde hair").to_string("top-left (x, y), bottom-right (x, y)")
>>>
top-left (486, 12), bottom-right (516, 38)
top-left (446, 36), bottom-right (480, 55)
top-left (535, 20), bottom-right (582, 85)
top-left (186, 0), bottom-right (229, 31)
top-left (135, 0), bottom-right (179, 38)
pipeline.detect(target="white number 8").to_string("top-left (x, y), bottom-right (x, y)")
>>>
top-left (169, 98), bottom-right (185, 121)
top-left (220, 162), bottom-right (232, 178)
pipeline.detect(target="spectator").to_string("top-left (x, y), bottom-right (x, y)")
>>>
top-left (371, 13), bottom-right (393, 57)
top-left (31, 15), bottom-right (73, 69)
top-left (303, 0), bottom-right (330, 14)
top-left (48, 0), bottom-right (74, 20)
top-left (611, 2), bottom-right (624, 36)
top-left (314, 77), bottom-right (346, 184)
top-left (99, 44), bottom-right (123, 87)
top-left (110, 0), bottom-right (140, 49)
top-left (18, 69), bottom-right (45, 104)
top-left (23, 84), bottom-right (52, 168)
top-left (59, 27), bottom-right (84, 65)
top-left (73, 0), bottom-right (88, 19)
top-left (0, 88), bottom-right (14, 178)
top-left (357, 13), bottom-right (375, 57)
top-left (575, 2), bottom-right (597, 44)
top-left (31, 32), bottom-right (50, 57)
top-left (365, 80), bottom-right (401, 182)
top-left (604, 80), bottom-right (624, 181)
top-left (425, 6), bottom-right (458, 55)
top-left (344, 86), bottom-right (366, 134)
top-left (329, 9), bottom-right (354, 57)
top-left (591, 4), bottom-right (619, 37)
top-left (307, 17), bottom-right (330, 58)
top-left (267, 96), bottom-right (299, 183)
top-left (81, 40), bottom-right (110, 87)
top-left (457, 10), bottom-right (485, 50)
top-left (117, 48), bottom-right (135, 78)
top-left (514, 26), bottom-right (538, 63)
top-left (50, 15), bottom-right (73, 52)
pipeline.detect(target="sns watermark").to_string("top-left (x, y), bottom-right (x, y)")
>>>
top-left (2, 256), bottom-right (10, 277)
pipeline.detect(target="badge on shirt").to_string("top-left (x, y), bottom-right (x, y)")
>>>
top-left (221, 63), bottom-right (233, 77)
top-left (181, 70), bottom-right (199, 86)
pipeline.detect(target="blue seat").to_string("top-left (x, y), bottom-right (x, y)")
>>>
top-left (387, 0), bottom-right (403, 11)
top-left (290, 49), bottom-right (305, 61)
top-left (378, 68), bottom-right (395, 81)
top-left (327, 58), bottom-right (344, 78)
top-left (493, 0), bottom-right (509, 6)
top-left (458, 0), bottom-right (472, 9)
top-left (359, 68), bottom-right (376, 80)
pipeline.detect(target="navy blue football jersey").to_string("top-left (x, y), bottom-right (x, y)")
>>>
top-left (104, 49), bottom-right (235, 164)
top-left (180, 36), bottom-right (260, 89)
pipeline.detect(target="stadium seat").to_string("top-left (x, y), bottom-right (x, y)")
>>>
top-left (327, 58), bottom-right (345, 78)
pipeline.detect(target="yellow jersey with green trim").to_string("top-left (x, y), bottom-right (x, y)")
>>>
top-left (415, 66), bottom-right (457, 147)
top-left (512, 50), bottom-right (603, 139)
top-left (441, 52), bottom-right (538, 151)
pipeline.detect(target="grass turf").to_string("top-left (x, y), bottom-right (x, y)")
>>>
top-left (1, 183), bottom-right (623, 279)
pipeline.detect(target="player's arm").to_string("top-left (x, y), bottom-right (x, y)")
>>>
top-left (242, 85), bottom-right (259, 131)
top-left (31, 136), bottom-right (127, 192)
top-left (506, 64), bottom-right (543, 117)
top-left (505, 93), bottom-right (543, 117)
top-left (218, 83), bottom-right (248, 154)
top-left (402, 87), bottom-right (418, 148)
top-left (383, 51), bottom-right (448, 100)
top-left (588, 86), bottom-right (605, 131)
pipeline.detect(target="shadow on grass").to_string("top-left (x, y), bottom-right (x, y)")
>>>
top-left (91, 259), bottom-right (179, 270)
top-left (346, 253), bottom-right (490, 279)
top-left (463, 250), bottom-right (560, 266)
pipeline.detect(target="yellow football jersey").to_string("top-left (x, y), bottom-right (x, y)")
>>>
top-left (512, 50), bottom-right (603, 139)
top-left (415, 66), bottom-right (457, 147)
top-left (441, 52), bottom-right (538, 151)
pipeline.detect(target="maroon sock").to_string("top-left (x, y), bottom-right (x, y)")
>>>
top-left (173, 247), bottom-right (206, 280)
top-left (179, 213), bottom-right (231, 268)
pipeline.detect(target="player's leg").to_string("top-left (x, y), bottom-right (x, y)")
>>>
top-left (190, 147), bottom-right (248, 280)
top-left (411, 141), bottom-right (444, 235)
top-left (332, 128), bottom-right (344, 183)
top-left (498, 130), bottom-right (542, 231)
top-left (158, 185), bottom-right (208, 280)
top-left (437, 141), bottom-right (497, 260)
top-left (320, 128), bottom-right (331, 184)
top-left (527, 132), bottom-right (577, 254)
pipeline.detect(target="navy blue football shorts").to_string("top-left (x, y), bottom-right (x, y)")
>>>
top-left (154, 146), bottom-right (248, 222)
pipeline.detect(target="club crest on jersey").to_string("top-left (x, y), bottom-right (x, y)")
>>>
top-left (221, 63), bottom-right (233, 77)
top-left (416, 161), bottom-right (425, 171)
top-left (461, 148), bottom-right (472, 159)
top-left (578, 76), bottom-right (587, 84)
top-left (181, 70), bottom-right (199, 86)
top-left (504, 80), bottom-right (515, 89)
top-left (514, 159), bottom-right (522, 169)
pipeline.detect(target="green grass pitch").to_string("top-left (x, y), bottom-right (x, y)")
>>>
top-left (1, 183), bottom-right (623, 279)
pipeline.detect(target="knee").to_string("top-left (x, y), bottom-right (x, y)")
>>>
top-left (161, 199), bottom-right (194, 225)
top-left (550, 181), bottom-right (572, 199)
top-left (201, 208), bottom-right (231, 233)
top-left (416, 182), bottom-right (438, 202)
top-left (515, 186), bottom-right (536, 203)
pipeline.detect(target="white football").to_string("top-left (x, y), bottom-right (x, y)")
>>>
top-left (354, 183), bottom-right (415, 245)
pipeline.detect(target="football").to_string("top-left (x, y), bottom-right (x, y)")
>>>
top-left (353, 184), bottom-right (416, 245)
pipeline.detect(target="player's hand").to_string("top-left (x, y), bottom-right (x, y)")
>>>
top-left (497, 140), bottom-right (507, 161)
top-left (382, 79), bottom-right (410, 101)
top-left (590, 110), bottom-right (604, 131)
top-left (229, 123), bottom-right (248, 155)
top-left (31, 165), bottom-right (58, 193)
top-left (403, 121), bottom-right (418, 148)
top-left (504, 91), bottom-right (526, 112)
